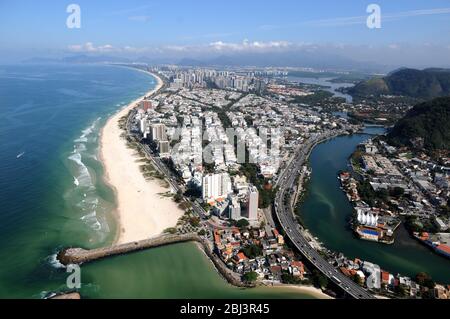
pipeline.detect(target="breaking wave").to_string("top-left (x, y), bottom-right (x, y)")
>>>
top-left (65, 118), bottom-right (111, 238)
top-left (47, 253), bottom-right (65, 269)
top-left (68, 152), bottom-right (93, 188)
top-left (74, 117), bottom-right (101, 143)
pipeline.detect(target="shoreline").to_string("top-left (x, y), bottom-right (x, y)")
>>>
top-left (59, 234), bottom-right (333, 299)
top-left (93, 70), bottom-right (335, 299)
top-left (99, 69), bottom-right (183, 245)
top-left (264, 284), bottom-right (334, 299)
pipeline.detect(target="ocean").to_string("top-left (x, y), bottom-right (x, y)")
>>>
top-left (0, 64), bottom-right (156, 297)
top-left (0, 64), bottom-right (314, 299)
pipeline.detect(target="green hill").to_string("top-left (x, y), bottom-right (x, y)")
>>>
top-left (349, 68), bottom-right (450, 99)
top-left (387, 97), bottom-right (450, 151)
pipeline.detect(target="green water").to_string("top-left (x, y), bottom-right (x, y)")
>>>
top-left (299, 130), bottom-right (450, 284)
top-left (0, 64), bottom-right (317, 299)
top-left (79, 242), bottom-right (317, 299)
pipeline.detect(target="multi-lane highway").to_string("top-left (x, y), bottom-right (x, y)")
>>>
top-left (274, 131), bottom-right (375, 299)
top-left (128, 104), bottom-right (373, 298)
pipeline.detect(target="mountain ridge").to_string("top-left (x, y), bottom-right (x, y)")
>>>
top-left (349, 68), bottom-right (450, 99)
top-left (387, 96), bottom-right (450, 151)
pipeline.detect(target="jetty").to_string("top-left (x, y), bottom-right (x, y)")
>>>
top-left (57, 233), bottom-right (254, 288)
top-left (57, 233), bottom-right (198, 265)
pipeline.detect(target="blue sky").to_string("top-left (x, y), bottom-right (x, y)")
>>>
top-left (1, 0), bottom-right (450, 66)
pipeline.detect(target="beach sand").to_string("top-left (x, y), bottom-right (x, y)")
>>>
top-left (267, 284), bottom-right (334, 299)
top-left (99, 70), bottom-right (334, 300)
top-left (100, 71), bottom-right (183, 244)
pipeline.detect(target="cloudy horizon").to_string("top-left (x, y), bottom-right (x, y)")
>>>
top-left (1, 0), bottom-right (450, 70)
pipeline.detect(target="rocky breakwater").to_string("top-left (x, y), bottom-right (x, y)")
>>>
top-left (57, 233), bottom-right (199, 265)
top-left (57, 233), bottom-right (255, 288)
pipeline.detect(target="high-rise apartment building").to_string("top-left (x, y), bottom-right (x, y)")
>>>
top-left (228, 196), bottom-right (241, 221)
top-left (202, 173), bottom-right (232, 204)
top-left (151, 123), bottom-right (167, 141)
top-left (246, 185), bottom-right (259, 221)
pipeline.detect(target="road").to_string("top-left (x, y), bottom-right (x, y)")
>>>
top-left (127, 99), bottom-right (373, 298)
top-left (273, 130), bottom-right (375, 299)
top-left (127, 111), bottom-right (212, 224)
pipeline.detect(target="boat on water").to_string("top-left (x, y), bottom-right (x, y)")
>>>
top-left (16, 152), bottom-right (25, 158)
top-left (414, 232), bottom-right (450, 260)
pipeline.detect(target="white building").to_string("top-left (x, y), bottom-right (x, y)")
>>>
top-left (158, 140), bottom-right (170, 157)
top-left (356, 208), bottom-right (379, 227)
top-left (362, 261), bottom-right (381, 290)
top-left (202, 173), bottom-right (232, 204)
top-left (228, 196), bottom-right (241, 221)
top-left (151, 123), bottom-right (167, 141)
top-left (434, 217), bottom-right (449, 231)
top-left (140, 118), bottom-right (150, 139)
top-left (246, 186), bottom-right (259, 221)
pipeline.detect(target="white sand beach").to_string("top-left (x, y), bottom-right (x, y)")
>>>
top-left (269, 284), bottom-right (334, 299)
top-left (100, 71), bottom-right (183, 244)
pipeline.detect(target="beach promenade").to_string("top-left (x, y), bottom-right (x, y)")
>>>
top-left (100, 71), bottom-right (183, 244)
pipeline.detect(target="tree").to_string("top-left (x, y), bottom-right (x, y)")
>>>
top-left (404, 216), bottom-right (422, 232)
top-left (396, 284), bottom-right (409, 297)
top-left (281, 273), bottom-right (302, 284)
top-left (243, 271), bottom-right (258, 282)
top-left (184, 187), bottom-right (201, 198)
top-left (442, 204), bottom-right (450, 218)
top-left (236, 219), bottom-right (249, 229)
top-left (189, 216), bottom-right (200, 227)
top-left (387, 96), bottom-right (450, 151)
top-left (312, 270), bottom-right (328, 289)
top-left (352, 274), bottom-right (364, 286)
top-left (318, 275), bottom-right (328, 289)
top-left (164, 227), bottom-right (177, 234)
top-left (197, 229), bottom-right (206, 236)
top-left (240, 244), bottom-right (262, 259)
top-left (415, 272), bottom-right (435, 289)
top-left (174, 191), bottom-right (183, 203)
top-left (389, 187), bottom-right (405, 198)
top-left (376, 189), bottom-right (389, 201)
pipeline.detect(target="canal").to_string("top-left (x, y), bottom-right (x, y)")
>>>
top-left (298, 128), bottom-right (450, 284)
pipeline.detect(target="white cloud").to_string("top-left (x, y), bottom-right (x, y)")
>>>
top-left (304, 15), bottom-right (367, 27)
top-left (68, 42), bottom-right (116, 53)
top-left (128, 15), bottom-right (151, 22)
top-left (279, 7), bottom-right (450, 28)
top-left (385, 7), bottom-right (450, 19)
top-left (208, 40), bottom-right (292, 52)
top-left (68, 40), bottom-right (295, 55)
top-left (65, 41), bottom-right (450, 67)
top-left (123, 46), bottom-right (148, 53)
top-left (68, 42), bottom-right (161, 55)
